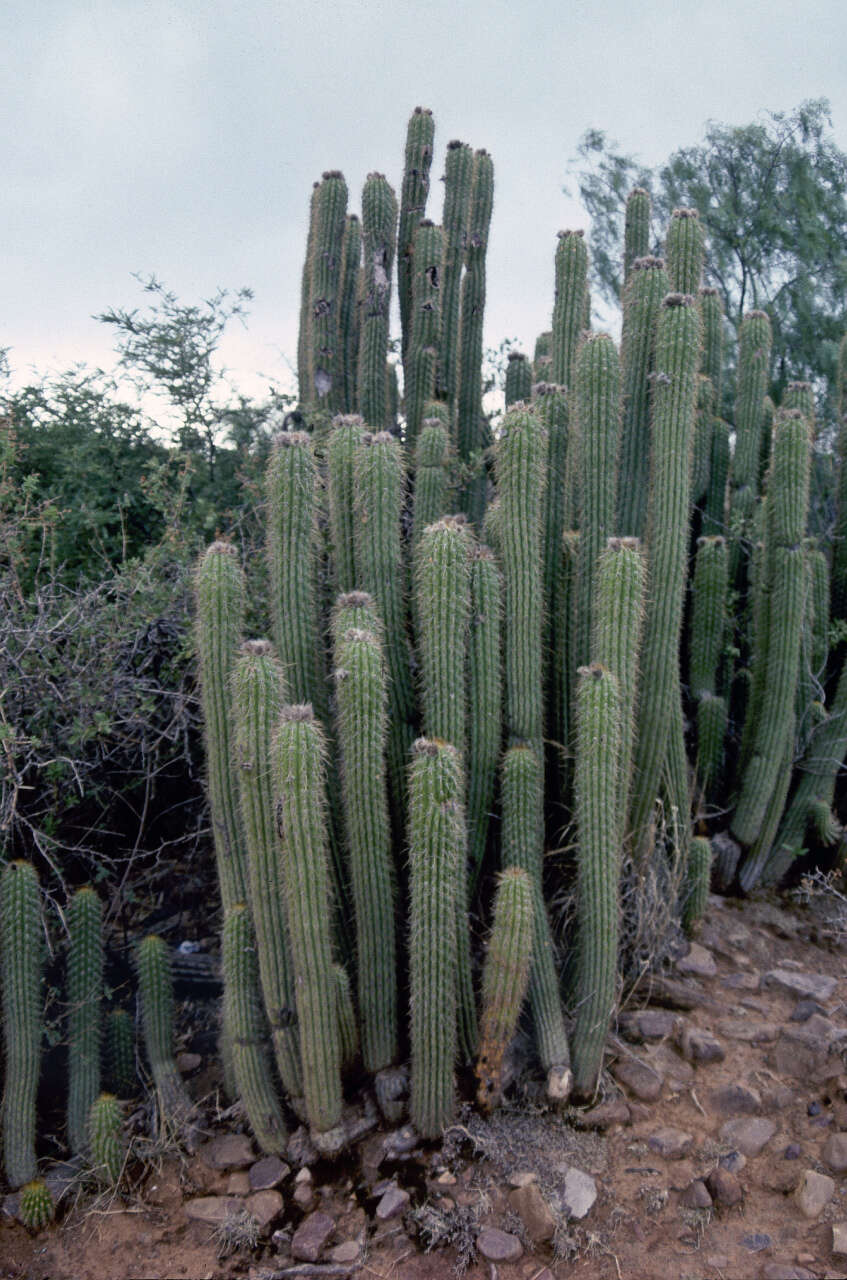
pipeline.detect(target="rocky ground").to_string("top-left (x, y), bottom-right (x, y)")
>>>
top-left (4, 886), bottom-right (847, 1280)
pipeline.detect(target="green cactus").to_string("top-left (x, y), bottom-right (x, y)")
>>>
top-left (297, 180), bottom-right (320, 407)
top-left (104, 1009), bottom-right (136, 1098)
top-left (359, 173), bottom-right (398, 431)
top-left (572, 663), bottom-right (622, 1099)
top-left (1, 861), bottom-right (42, 1187)
top-left (628, 294), bottom-right (701, 859)
top-left (332, 623), bottom-right (397, 1072)
top-left (67, 886), bottom-right (103, 1158)
top-left (456, 149), bottom-right (494, 525)
top-left (273, 706), bottom-right (343, 1153)
top-left (338, 214), bottom-right (362, 414)
top-left (533, 329), bottom-right (553, 382)
top-left (136, 935), bottom-right (193, 1130)
top-left (412, 417), bottom-right (450, 549)
top-left (695, 692), bottom-right (727, 797)
top-left (729, 310), bottom-right (772, 561)
top-left (232, 640), bottom-right (302, 1101)
top-left (327, 413), bottom-right (366, 594)
top-left (331, 589), bottom-right (382, 642)
top-left (703, 416), bottom-right (731, 535)
top-left (333, 964), bottom-right (359, 1069)
top-left (309, 170), bottom-right (349, 413)
top-left (623, 188), bottom-right (651, 282)
top-left (438, 140), bottom-right (474, 409)
top-left (691, 375), bottom-right (716, 506)
top-left (398, 107), bottom-right (435, 362)
top-left (415, 516), bottom-right (472, 750)
top-left (405, 219), bottom-right (445, 447)
top-left (18, 1179), bottom-right (53, 1232)
top-left (689, 537), bottom-right (728, 699)
top-left (617, 256), bottom-right (669, 538)
top-left (699, 287), bottom-right (724, 408)
top-left (783, 380), bottom-right (815, 429)
top-left (88, 1092), bottom-right (126, 1187)
top-left (408, 738), bottom-right (465, 1137)
top-left (665, 208), bottom-right (705, 296)
top-left (475, 867), bottom-right (534, 1111)
top-left (467, 545), bottom-right (503, 892)
top-left (682, 836), bottom-right (712, 935)
top-left (557, 529), bottom-right (580, 791)
top-left (551, 230), bottom-right (588, 386)
top-left (537, 382), bottom-right (571, 752)
top-left (505, 352), bottom-right (532, 407)
top-left (222, 904), bottom-right (288, 1154)
top-left (833, 334), bottom-right (847, 620)
top-left (501, 744), bottom-right (571, 1099)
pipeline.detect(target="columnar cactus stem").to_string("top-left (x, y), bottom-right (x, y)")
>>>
top-left (405, 220), bottom-right (445, 447)
top-left (551, 230), bottom-right (588, 386)
top-left (557, 529), bottom-right (580, 787)
top-left (617, 257), bottom-right (669, 538)
top-left (338, 215), bottom-right (361, 416)
top-left (475, 867), bottom-right (534, 1111)
top-left (1, 861), bottom-right (42, 1187)
top-left (665, 208), bottom-right (705, 296)
top-left (408, 739), bottom-right (464, 1138)
top-left (222, 904), bottom-right (288, 1154)
top-left (533, 330), bottom-right (553, 381)
top-left (703, 416), bottom-right (731, 535)
top-left (537, 382), bottom-right (570, 746)
top-left (729, 310), bottom-right (772, 559)
top-left (398, 107), bottom-right (435, 363)
top-left (682, 836), bottom-right (712, 934)
top-left (105, 1009), bottom-right (136, 1097)
top-left (88, 1093), bottom-right (126, 1187)
top-left (309, 170), bottom-right (349, 413)
top-left (505, 352), bottom-right (532, 407)
top-left (689, 537), bottom-right (728, 699)
top-left (623, 188), bottom-right (651, 282)
top-left (691, 375), bottom-right (716, 506)
top-left (629, 294), bottom-right (701, 859)
top-left (331, 589), bottom-right (382, 643)
top-left (67, 886), bottom-right (103, 1158)
top-left (456, 149), bottom-right (494, 525)
top-left (438, 140), bottom-right (474, 409)
top-left (501, 744), bottom-right (571, 1098)
top-left (297, 181), bottom-right (320, 407)
top-left (273, 706), bottom-right (343, 1153)
top-left (412, 418), bottom-right (450, 549)
top-left (359, 173), bottom-right (398, 431)
top-left (327, 414), bottom-right (366, 594)
top-left (699, 287), bottom-right (724, 407)
top-left (696, 692), bottom-right (727, 796)
top-left (572, 664), bottom-right (622, 1099)
top-left (833, 334), bottom-right (847, 620)
top-left (467, 545), bottom-right (503, 892)
top-left (333, 964), bottom-right (359, 1068)
top-left (232, 640), bottom-right (302, 1101)
top-left (332, 624), bottom-right (397, 1072)
top-left (136, 935), bottom-right (193, 1129)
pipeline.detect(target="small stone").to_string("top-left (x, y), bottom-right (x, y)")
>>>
top-left (719, 1150), bottom-right (747, 1174)
top-left (293, 1181), bottom-right (316, 1211)
top-left (719, 1117), bottom-right (777, 1158)
top-left (761, 1165), bottom-right (800, 1194)
top-left (715, 1016), bottom-right (778, 1043)
top-left (291, 1210), bottom-right (335, 1262)
top-left (611, 1056), bottom-right (663, 1102)
top-left (791, 998), bottom-right (827, 1022)
top-left (827, 1132), bottom-right (847, 1174)
top-left (761, 1265), bottom-right (815, 1280)
top-left (287, 1126), bottom-right (318, 1168)
top-left (740, 1232), bottom-right (771, 1252)
top-left (295, 1166), bottom-right (313, 1184)
top-left (650, 1043), bottom-right (695, 1089)
top-left (508, 1181), bottom-right (557, 1242)
top-left (619, 1009), bottom-right (681, 1042)
top-left (784, 1144), bottom-right (801, 1160)
top-left (705, 1167), bottom-right (744, 1207)
top-left (723, 971), bottom-right (760, 991)
top-left (198, 1134), bottom-right (255, 1171)
top-left (245, 1190), bottom-right (284, 1231)
top-left (328, 1240), bottom-right (361, 1264)
top-left (762, 969), bottom-right (837, 1002)
top-left (832, 1221), bottom-right (847, 1256)
top-left (679, 1180), bottom-right (712, 1209)
top-left (705, 1254), bottom-right (731, 1272)
top-left (573, 1099), bottom-right (631, 1130)
top-left (375, 1185), bottom-right (410, 1220)
top-left (710, 1083), bottom-right (762, 1115)
top-left (680, 1026), bottom-right (725, 1064)
top-left (436, 1171), bottom-right (457, 1185)
top-left (507, 1170), bottom-right (538, 1188)
top-left (226, 1171), bottom-right (251, 1195)
top-left (808, 1099), bottom-right (822, 1116)
top-left (476, 1226), bottom-right (523, 1263)
top-left (185, 1195), bottom-right (243, 1224)
top-left (248, 1156), bottom-right (289, 1191)
top-left (761, 1083), bottom-right (794, 1112)
top-left (176, 1051), bottom-right (201, 1074)
top-left (648, 1127), bottom-right (694, 1160)
top-left (676, 942), bottom-right (718, 977)
top-left (383, 1125), bottom-right (418, 1156)
top-left (562, 1167), bottom-right (597, 1219)
top-left (794, 1168), bottom-right (835, 1218)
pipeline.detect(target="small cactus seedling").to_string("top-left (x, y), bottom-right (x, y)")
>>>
top-left (18, 1179), bottom-right (53, 1232)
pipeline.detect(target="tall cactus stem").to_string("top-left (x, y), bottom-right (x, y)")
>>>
top-left (617, 257), bottom-right (669, 538)
top-left (338, 214), bottom-right (362, 413)
top-left (1, 861), bottom-right (42, 1187)
top-left (456, 149), bottom-right (494, 525)
top-left (505, 352), bottom-right (532, 407)
top-left (327, 414), bottom-right (366, 595)
top-left (309, 170), bottom-right (349, 412)
top-left (475, 867), bottom-right (534, 1111)
top-left (136, 935), bottom-right (194, 1130)
top-left (623, 188), bottom-right (651, 282)
top-left (467, 545), bottom-right (503, 892)
top-left (67, 886), bottom-right (103, 1158)
top-left (359, 173), bottom-right (398, 430)
top-left (398, 108), bottom-right (435, 362)
top-left (405, 220), bottom-right (445, 447)
top-left (438, 140), bottom-right (474, 408)
top-left (665, 208), bottom-right (705, 296)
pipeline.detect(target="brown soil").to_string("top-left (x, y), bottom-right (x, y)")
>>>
top-left (4, 886), bottom-right (847, 1280)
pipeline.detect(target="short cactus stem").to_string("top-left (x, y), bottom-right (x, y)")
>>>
top-left (104, 1009), bottom-right (136, 1097)
top-left (333, 964), bottom-right (359, 1069)
top-left (359, 173), bottom-right (398, 430)
top-left (412, 418), bottom-right (450, 549)
top-left (533, 329), bottom-right (553, 381)
top-left (414, 516), bottom-right (472, 750)
top-left (88, 1093), bottom-right (126, 1187)
top-left (623, 188), bottom-right (651, 281)
top-left (309, 170), bottom-right (349, 411)
top-left (689, 537), bottom-right (728, 699)
top-left (467, 545), bottom-right (503, 891)
top-left (331, 589), bottom-right (382, 644)
top-left (505, 351), bottom-right (532, 407)
top-left (682, 837), bottom-right (712, 934)
top-left (222, 904), bottom-right (288, 1154)
top-left (665, 208), bottom-right (705, 295)
top-left (475, 868), bottom-right (534, 1111)
top-left (327, 415), bottom-right (366, 594)
top-left (439, 140), bottom-right (475, 409)
top-left (18, 1180), bottom-right (53, 1232)
top-left (408, 739), bottom-right (464, 1138)
top-left (136, 935), bottom-right (194, 1130)
top-left (67, 886), bottom-right (104, 1158)
top-left (398, 107), bottom-right (435, 362)
top-left (617, 256), bottom-right (669, 538)
top-left (1, 861), bottom-right (42, 1187)
top-left (456, 149), bottom-right (494, 524)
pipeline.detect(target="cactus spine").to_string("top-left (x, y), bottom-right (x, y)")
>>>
top-left (456, 149), bottom-right (494, 525)
top-left (408, 739), bottom-right (464, 1137)
top-left (438, 140), bottom-right (474, 409)
top-left (505, 351), bottom-right (532, 407)
top-left (222, 904), bottom-right (288, 1153)
top-left (665, 208), bottom-right (704, 296)
top-left (617, 256), bottom-right (669, 538)
top-left (1, 861), bottom-right (42, 1187)
top-left (475, 867), bottom-right (534, 1111)
top-left (273, 706), bottom-right (343, 1152)
top-left (359, 173), bottom-right (398, 430)
top-left (398, 107), bottom-right (435, 362)
top-left (67, 886), bottom-right (103, 1157)
top-left (88, 1093), bottom-right (125, 1186)
top-left (18, 1179), bottom-right (53, 1231)
top-left (467, 545), bottom-right (503, 890)
top-left (136, 935), bottom-right (193, 1129)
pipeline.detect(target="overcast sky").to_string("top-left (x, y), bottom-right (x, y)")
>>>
top-left (3, 0), bottom-right (846, 410)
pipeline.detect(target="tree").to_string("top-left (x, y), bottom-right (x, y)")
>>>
top-left (567, 100), bottom-right (847, 407)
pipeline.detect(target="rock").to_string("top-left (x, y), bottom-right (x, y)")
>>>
top-left (740, 1232), bottom-right (771, 1252)
top-left (226, 1171), bottom-right (251, 1195)
top-left (293, 1180), bottom-right (316, 1211)
top-left (711, 831), bottom-right (741, 891)
top-left (679, 1180), bottom-right (712, 1209)
top-left (723, 972), bottom-right (761, 991)
top-left (720, 1150), bottom-right (747, 1174)
top-left (328, 1239), bottom-right (362, 1264)
top-left (783, 1143), bottom-right (801, 1160)
top-left (761, 1164), bottom-right (801, 1195)
top-left (176, 1051), bottom-right (202, 1074)
top-left (198, 1134), bottom-right (255, 1171)
top-left (611, 1056), bottom-right (663, 1101)
top-left (291, 1210), bottom-right (336, 1262)
top-left (710, 1083), bottom-right (762, 1115)
top-left (618, 1009), bottom-right (681, 1042)
top-left (679, 1026), bottom-right (725, 1064)
top-left (794, 1169), bottom-right (835, 1218)
top-left (675, 942), bottom-right (718, 978)
top-left (647, 1127), bottom-right (694, 1160)
top-left (644, 974), bottom-right (708, 1010)
top-left (573, 1099), bottom-right (631, 1129)
top-left (476, 1227), bottom-right (523, 1263)
top-left (791, 998), bottom-right (827, 1022)
top-left (760, 1083), bottom-right (794, 1112)
top-left (719, 1117), bottom-right (777, 1158)
top-left (375, 1185), bottom-right (409, 1220)
top-left (706, 1167), bottom-right (743, 1207)
top-left (823, 1131), bottom-right (847, 1173)
top-left (772, 1017), bottom-right (847, 1083)
top-left (562, 1167), bottom-right (597, 1219)
top-left (383, 1125), bottom-right (418, 1157)
top-left (185, 1195), bottom-right (243, 1224)
top-left (245, 1190), bottom-right (283, 1231)
top-left (761, 1265), bottom-right (815, 1280)
top-left (650, 1043), bottom-right (695, 1090)
top-left (249, 1156), bottom-right (289, 1191)
top-left (716, 1017), bottom-right (778, 1043)
top-left (287, 1126), bottom-right (318, 1167)
top-left (508, 1181), bottom-right (557, 1242)
top-left (832, 1221), bottom-right (847, 1256)
top-left (762, 969), bottom-right (837, 1002)
top-left (507, 1170), bottom-right (538, 1188)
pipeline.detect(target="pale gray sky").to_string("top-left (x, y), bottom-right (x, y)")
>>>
top-left (3, 0), bottom-right (846, 407)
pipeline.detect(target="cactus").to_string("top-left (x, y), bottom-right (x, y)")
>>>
top-left (833, 335), bottom-right (847, 620)
top-left (475, 867), bottom-right (534, 1111)
top-left (665, 208), bottom-right (705, 296)
top-left (297, 180), bottom-right (320, 406)
top-left (1, 861), bottom-right (42, 1187)
top-left (412, 417), bottom-right (450, 548)
top-left (338, 214), bottom-right (361, 413)
top-left (629, 294), bottom-right (701, 859)
top-left (702, 416), bottom-right (731, 535)
top-left (359, 173), bottom-right (398, 430)
top-left (405, 219), bottom-right (445, 447)
top-left (572, 664), bottom-right (622, 1099)
top-left (273, 706), bottom-right (343, 1153)
top-left (623, 188), bottom-right (651, 282)
top-left (333, 964), bottom-right (359, 1069)
top-left (533, 329), bottom-right (553, 381)
top-left (136, 935), bottom-right (193, 1129)
top-left (467, 545), bottom-right (503, 891)
top-left (222, 904), bottom-right (288, 1154)
top-left (18, 1179), bottom-right (53, 1232)
top-left (691, 375), bottom-right (715, 506)
top-left (415, 516), bottom-right (472, 749)
top-left (232, 640), bottom-right (302, 1101)
top-left (557, 529), bottom-right (580, 788)
top-left (398, 107), bottom-right (435, 362)
top-left (729, 311), bottom-right (772, 560)
top-left (309, 170), bottom-right (348, 412)
top-left (456, 149), bottom-right (494, 525)
top-left (104, 1009), bottom-right (136, 1097)
top-left (551, 230), bottom-right (588, 386)
top-left (682, 836), bottom-right (712, 934)
top-left (67, 886), bottom-right (103, 1158)
top-left (332, 624), bottom-right (397, 1072)
top-left (438, 140), bottom-right (474, 409)
top-left (689, 537), bottom-right (728, 699)
top-left (505, 351), bottom-right (532, 407)
top-left (331, 589), bottom-right (382, 642)
top-left (408, 739), bottom-right (464, 1138)
top-left (327, 414), bottom-right (366, 594)
top-left (501, 744), bottom-right (571, 1099)
top-left (617, 256), bottom-right (669, 538)
top-left (699, 287), bottom-right (724, 408)
top-left (696, 692), bottom-right (727, 796)
top-left (88, 1092), bottom-right (126, 1187)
